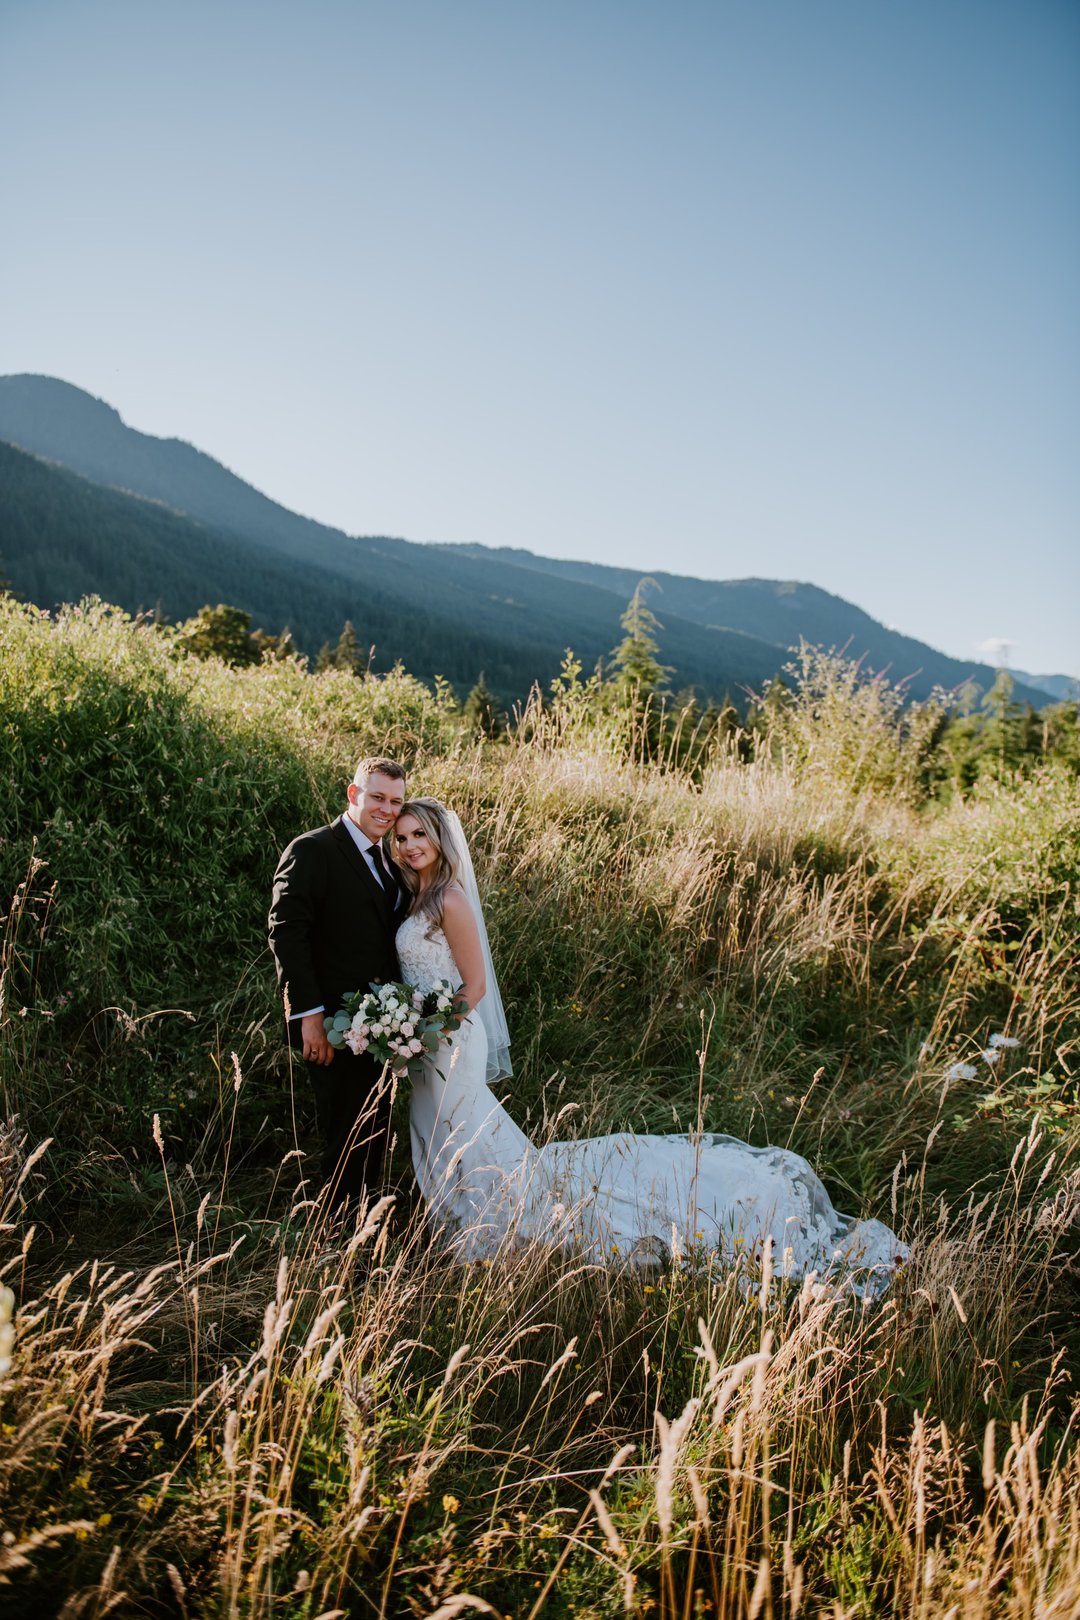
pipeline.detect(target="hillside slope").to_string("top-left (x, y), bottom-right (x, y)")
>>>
top-left (443, 545), bottom-right (1056, 705)
top-left (0, 438), bottom-right (783, 699)
top-left (0, 372), bottom-right (1055, 708)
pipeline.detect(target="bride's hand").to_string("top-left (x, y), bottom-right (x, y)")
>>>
top-left (447, 997), bottom-right (470, 1032)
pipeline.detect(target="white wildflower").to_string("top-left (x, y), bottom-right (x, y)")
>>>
top-left (988, 1033), bottom-right (1020, 1049)
top-left (981, 1047), bottom-right (1002, 1066)
top-left (944, 1062), bottom-right (977, 1082)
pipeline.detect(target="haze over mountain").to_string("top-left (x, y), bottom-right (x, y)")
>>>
top-left (0, 374), bottom-right (1063, 711)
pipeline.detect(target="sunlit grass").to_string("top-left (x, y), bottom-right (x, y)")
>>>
top-left (1, 596), bottom-right (1078, 1615)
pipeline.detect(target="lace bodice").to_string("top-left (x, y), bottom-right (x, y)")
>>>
top-left (396, 912), bottom-right (459, 995)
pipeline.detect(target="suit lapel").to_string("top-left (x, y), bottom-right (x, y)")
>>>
top-left (330, 816), bottom-right (396, 923)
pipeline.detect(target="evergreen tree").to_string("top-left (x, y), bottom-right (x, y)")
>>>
top-left (313, 620), bottom-right (369, 676)
top-left (252, 624), bottom-right (299, 662)
top-left (1040, 700), bottom-right (1080, 769)
top-left (333, 619), bottom-right (368, 677)
top-left (981, 668), bottom-right (1021, 776)
top-left (610, 577), bottom-right (671, 700)
top-left (463, 671), bottom-right (504, 737)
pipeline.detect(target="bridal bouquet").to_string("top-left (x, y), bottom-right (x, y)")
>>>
top-left (324, 979), bottom-right (466, 1076)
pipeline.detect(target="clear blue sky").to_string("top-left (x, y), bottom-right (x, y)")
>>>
top-left (2, 0), bottom-right (1077, 674)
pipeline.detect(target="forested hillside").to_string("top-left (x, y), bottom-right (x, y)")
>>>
top-left (444, 544), bottom-right (1068, 705)
top-left (0, 435), bottom-right (784, 703)
top-left (0, 373), bottom-right (1058, 710)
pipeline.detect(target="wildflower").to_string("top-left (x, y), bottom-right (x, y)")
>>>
top-left (981, 1048), bottom-right (1002, 1066)
top-left (643, 1285), bottom-right (655, 1295)
top-left (442, 1493), bottom-right (460, 1514)
top-left (988, 1033), bottom-right (1020, 1049)
top-left (538, 1523), bottom-right (557, 1539)
top-left (944, 1062), bottom-right (977, 1082)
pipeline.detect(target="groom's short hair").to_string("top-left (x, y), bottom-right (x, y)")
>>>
top-left (353, 756), bottom-right (406, 786)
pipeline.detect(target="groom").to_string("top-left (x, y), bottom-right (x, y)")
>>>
top-left (268, 756), bottom-right (407, 1211)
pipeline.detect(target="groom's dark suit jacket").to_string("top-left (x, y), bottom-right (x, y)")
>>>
top-left (268, 815), bottom-right (401, 1021)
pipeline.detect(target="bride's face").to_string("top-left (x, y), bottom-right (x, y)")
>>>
top-left (394, 814), bottom-right (439, 881)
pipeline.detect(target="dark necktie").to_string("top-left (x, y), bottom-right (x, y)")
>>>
top-left (367, 843), bottom-right (389, 889)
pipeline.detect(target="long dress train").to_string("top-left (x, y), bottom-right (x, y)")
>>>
top-left (398, 914), bottom-right (906, 1295)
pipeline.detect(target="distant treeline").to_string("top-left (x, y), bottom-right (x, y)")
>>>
top-left (0, 437), bottom-right (782, 706)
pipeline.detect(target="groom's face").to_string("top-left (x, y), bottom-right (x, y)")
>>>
top-left (347, 771), bottom-right (406, 843)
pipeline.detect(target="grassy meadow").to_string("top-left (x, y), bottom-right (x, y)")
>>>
top-left (1, 596), bottom-right (1079, 1618)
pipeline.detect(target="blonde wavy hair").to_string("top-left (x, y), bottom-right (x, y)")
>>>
top-left (393, 798), bottom-right (465, 930)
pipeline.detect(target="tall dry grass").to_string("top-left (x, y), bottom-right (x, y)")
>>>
top-left (1, 598), bottom-right (1078, 1614)
top-left (0, 1113), bottom-right (1077, 1616)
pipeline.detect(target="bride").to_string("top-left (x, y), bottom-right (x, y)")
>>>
top-left (392, 797), bottom-right (906, 1295)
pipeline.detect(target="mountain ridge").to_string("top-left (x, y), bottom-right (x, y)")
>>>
top-left (0, 435), bottom-right (785, 700)
top-left (0, 372), bottom-right (1065, 710)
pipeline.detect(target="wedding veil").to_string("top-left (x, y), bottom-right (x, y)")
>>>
top-left (441, 809), bottom-right (513, 1083)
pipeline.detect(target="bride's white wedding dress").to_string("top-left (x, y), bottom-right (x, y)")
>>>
top-left (397, 913), bottom-right (906, 1295)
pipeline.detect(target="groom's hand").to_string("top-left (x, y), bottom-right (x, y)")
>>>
top-left (301, 1012), bottom-right (334, 1066)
